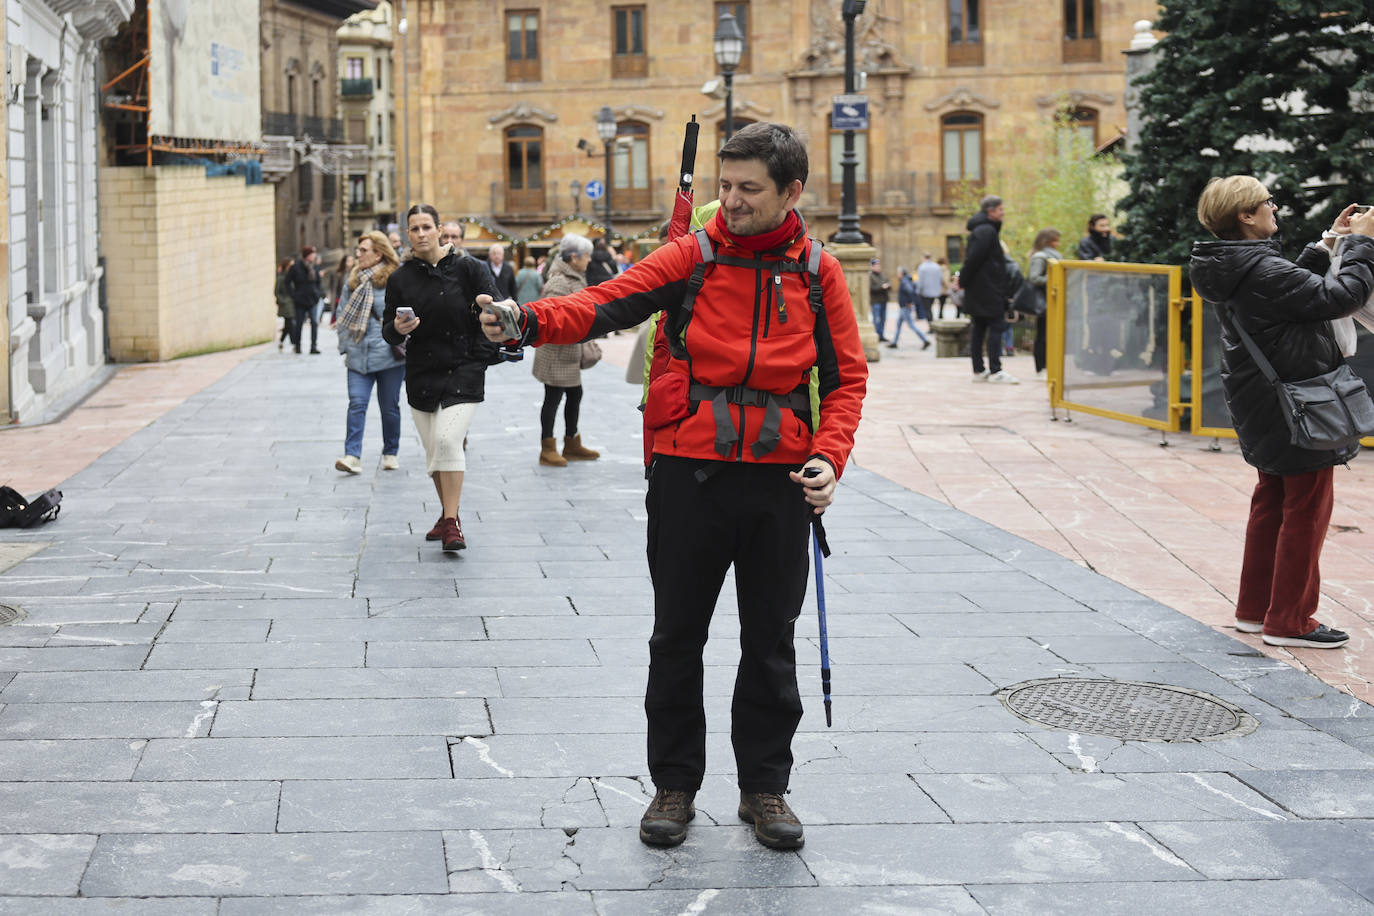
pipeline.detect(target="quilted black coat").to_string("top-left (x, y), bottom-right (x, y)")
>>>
top-left (1190, 234), bottom-right (1374, 475)
top-left (382, 248), bottom-right (502, 412)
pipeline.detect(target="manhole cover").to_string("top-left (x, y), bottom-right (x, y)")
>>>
top-left (998, 678), bottom-right (1257, 742)
top-left (0, 604), bottom-right (23, 626)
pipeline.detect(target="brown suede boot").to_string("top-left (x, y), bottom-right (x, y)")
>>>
top-left (539, 437), bottom-right (567, 467)
top-left (562, 433), bottom-right (600, 461)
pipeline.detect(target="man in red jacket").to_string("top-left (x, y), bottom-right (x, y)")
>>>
top-left (479, 122), bottom-right (867, 851)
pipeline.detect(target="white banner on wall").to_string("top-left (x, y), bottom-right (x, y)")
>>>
top-left (147, 0), bottom-right (261, 142)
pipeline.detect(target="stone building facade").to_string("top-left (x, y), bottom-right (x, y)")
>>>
top-left (260, 0), bottom-right (376, 262)
top-left (337, 0), bottom-right (398, 239)
top-left (3, 0), bottom-right (133, 424)
top-left (402, 0), bottom-right (1158, 261)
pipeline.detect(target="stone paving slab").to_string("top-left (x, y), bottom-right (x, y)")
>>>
top-left (80, 832), bottom-right (449, 896)
top-left (1, 334), bottom-right (1372, 908)
top-left (0, 780), bottom-right (280, 832)
top-left (0, 834), bottom-right (97, 895)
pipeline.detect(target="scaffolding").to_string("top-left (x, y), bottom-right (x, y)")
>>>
top-left (101, 0), bottom-right (263, 165)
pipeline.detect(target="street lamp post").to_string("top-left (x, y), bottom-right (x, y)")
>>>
top-left (398, 1), bottom-right (410, 222)
top-left (834, 0), bottom-right (866, 244)
top-left (713, 11), bottom-right (744, 142)
top-left (595, 105), bottom-right (617, 242)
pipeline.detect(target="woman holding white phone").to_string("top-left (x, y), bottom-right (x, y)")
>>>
top-left (335, 231), bottom-right (404, 475)
top-left (382, 204), bottom-right (503, 552)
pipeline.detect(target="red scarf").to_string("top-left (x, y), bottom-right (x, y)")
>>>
top-left (712, 209), bottom-right (803, 253)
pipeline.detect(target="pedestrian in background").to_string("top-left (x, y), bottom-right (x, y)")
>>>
top-left (586, 237), bottom-right (617, 286)
top-left (915, 252), bottom-right (941, 324)
top-left (936, 257), bottom-right (953, 318)
top-left (286, 246), bottom-right (324, 354)
top-left (1027, 228), bottom-right (1062, 376)
top-left (331, 252), bottom-right (355, 315)
top-left (869, 257), bottom-right (891, 342)
top-left (960, 195), bottom-right (1017, 383)
top-left (1191, 175), bottom-right (1374, 649)
top-left (440, 221), bottom-right (468, 256)
top-left (1077, 214), bottom-right (1113, 261)
top-left (388, 230), bottom-right (405, 259)
top-left (515, 256), bottom-right (542, 304)
top-left (335, 231), bottom-right (405, 475)
top-left (383, 204), bottom-right (503, 553)
top-left (890, 267), bottom-right (930, 350)
top-left (275, 258), bottom-right (296, 351)
top-left (485, 243), bottom-right (517, 300)
top-left (531, 233), bottom-right (601, 466)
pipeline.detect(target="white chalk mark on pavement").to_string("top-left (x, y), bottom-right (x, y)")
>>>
top-left (679, 889), bottom-right (720, 915)
top-left (1104, 822), bottom-right (1191, 868)
top-left (467, 829), bottom-right (520, 892)
top-left (185, 699), bottom-right (218, 738)
top-left (1067, 734), bottom-right (1097, 773)
top-left (591, 778), bottom-right (649, 806)
top-left (462, 736), bottom-right (514, 778)
top-left (1186, 773), bottom-right (1285, 821)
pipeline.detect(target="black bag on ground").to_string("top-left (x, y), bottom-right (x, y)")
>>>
top-left (0, 486), bottom-right (62, 528)
top-left (1227, 312), bottom-right (1374, 451)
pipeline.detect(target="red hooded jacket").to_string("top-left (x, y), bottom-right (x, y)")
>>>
top-left (517, 214), bottom-right (868, 474)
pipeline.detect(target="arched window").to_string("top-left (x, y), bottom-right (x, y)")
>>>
top-left (612, 121), bottom-right (651, 210)
top-left (1056, 107), bottom-right (1098, 154)
top-left (941, 111), bottom-right (983, 202)
top-left (828, 114), bottom-right (869, 206)
top-left (505, 125), bottom-right (545, 211)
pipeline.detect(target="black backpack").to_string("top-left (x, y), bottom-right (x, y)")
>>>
top-left (0, 486), bottom-right (62, 528)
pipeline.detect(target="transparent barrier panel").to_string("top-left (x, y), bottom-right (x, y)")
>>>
top-left (1347, 322), bottom-right (1374, 391)
top-left (1194, 299), bottom-right (1232, 432)
top-left (1061, 268), bottom-right (1172, 423)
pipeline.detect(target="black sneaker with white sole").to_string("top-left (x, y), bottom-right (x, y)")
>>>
top-left (1261, 624), bottom-right (1349, 649)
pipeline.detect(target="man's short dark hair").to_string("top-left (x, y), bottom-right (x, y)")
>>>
top-left (718, 122), bottom-right (808, 192)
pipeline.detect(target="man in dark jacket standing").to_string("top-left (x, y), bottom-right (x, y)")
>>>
top-left (959, 195), bottom-right (1017, 383)
top-left (485, 244), bottom-right (517, 300)
top-left (286, 246), bottom-right (324, 354)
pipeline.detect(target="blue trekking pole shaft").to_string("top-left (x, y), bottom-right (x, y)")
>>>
top-left (812, 524), bottom-right (832, 727)
top-left (802, 466), bottom-right (833, 727)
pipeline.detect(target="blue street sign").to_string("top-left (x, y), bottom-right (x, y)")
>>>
top-left (585, 180), bottom-right (604, 201)
top-left (831, 94), bottom-right (869, 131)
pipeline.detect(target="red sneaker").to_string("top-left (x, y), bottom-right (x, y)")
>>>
top-left (439, 516), bottom-right (466, 552)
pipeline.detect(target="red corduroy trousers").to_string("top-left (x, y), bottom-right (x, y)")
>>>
top-left (1235, 467), bottom-right (1334, 638)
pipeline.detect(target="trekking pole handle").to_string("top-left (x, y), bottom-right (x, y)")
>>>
top-left (679, 115), bottom-right (699, 194)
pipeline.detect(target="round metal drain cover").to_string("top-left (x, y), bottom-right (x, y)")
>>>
top-left (0, 604), bottom-right (23, 626)
top-left (999, 678), bottom-right (1257, 742)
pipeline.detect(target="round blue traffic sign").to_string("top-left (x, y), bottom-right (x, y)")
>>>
top-left (585, 180), bottom-right (604, 201)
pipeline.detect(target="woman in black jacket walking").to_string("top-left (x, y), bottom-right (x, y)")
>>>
top-left (383, 204), bottom-right (503, 552)
top-left (1191, 175), bottom-right (1374, 649)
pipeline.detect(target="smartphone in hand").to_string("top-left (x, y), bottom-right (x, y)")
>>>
top-left (395, 307), bottom-right (415, 321)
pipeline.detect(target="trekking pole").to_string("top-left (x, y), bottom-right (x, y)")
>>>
top-left (803, 467), bottom-right (833, 727)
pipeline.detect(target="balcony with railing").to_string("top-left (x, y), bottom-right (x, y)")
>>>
top-left (263, 112), bottom-right (344, 144)
top-left (341, 78), bottom-right (374, 98)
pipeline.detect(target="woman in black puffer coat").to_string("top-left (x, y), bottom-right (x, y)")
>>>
top-left (1191, 175), bottom-right (1374, 650)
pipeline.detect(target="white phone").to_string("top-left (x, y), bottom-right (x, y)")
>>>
top-left (395, 307), bottom-right (415, 321)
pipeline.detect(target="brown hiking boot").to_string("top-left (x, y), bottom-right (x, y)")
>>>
top-left (539, 437), bottom-right (567, 467)
top-left (562, 434), bottom-right (600, 461)
top-left (639, 788), bottom-right (695, 847)
top-left (738, 791), bottom-right (804, 849)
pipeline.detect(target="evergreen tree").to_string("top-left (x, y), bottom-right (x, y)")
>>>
top-left (1119, 0), bottom-right (1373, 267)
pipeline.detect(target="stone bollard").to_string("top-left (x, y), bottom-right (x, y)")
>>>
top-left (930, 318), bottom-right (971, 358)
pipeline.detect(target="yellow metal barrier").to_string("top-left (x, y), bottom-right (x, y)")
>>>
top-left (1046, 260), bottom-right (1185, 432)
top-left (1189, 290), bottom-right (1238, 440)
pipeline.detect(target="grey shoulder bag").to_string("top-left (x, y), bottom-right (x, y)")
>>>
top-left (1226, 307), bottom-right (1374, 450)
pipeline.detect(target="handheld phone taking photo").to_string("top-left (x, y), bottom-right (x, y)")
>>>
top-left (483, 300), bottom-right (523, 339)
top-left (1354, 205), bottom-right (1372, 214)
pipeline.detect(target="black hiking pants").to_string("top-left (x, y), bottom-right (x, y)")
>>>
top-left (644, 456), bottom-right (810, 794)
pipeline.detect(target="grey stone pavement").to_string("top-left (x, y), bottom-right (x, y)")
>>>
top-left (2, 324), bottom-right (1374, 914)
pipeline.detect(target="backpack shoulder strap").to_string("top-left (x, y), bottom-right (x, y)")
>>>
top-left (681, 228), bottom-right (714, 317)
top-left (805, 238), bottom-right (824, 314)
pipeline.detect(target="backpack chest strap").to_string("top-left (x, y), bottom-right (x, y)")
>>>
top-left (688, 382), bottom-right (812, 459)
